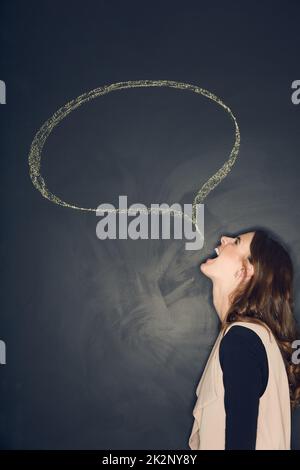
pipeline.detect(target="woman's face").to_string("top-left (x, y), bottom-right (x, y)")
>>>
top-left (200, 231), bottom-right (255, 287)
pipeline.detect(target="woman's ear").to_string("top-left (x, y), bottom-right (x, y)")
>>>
top-left (245, 261), bottom-right (254, 281)
top-left (235, 261), bottom-right (254, 281)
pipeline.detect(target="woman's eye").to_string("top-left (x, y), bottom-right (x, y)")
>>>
top-left (235, 239), bottom-right (238, 244)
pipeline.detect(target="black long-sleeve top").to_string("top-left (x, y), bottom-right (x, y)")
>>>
top-left (219, 325), bottom-right (269, 450)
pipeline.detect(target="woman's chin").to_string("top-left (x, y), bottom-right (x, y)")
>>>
top-left (200, 258), bottom-right (217, 276)
top-left (200, 261), bottom-right (209, 274)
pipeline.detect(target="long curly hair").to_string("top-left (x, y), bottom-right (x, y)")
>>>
top-left (220, 228), bottom-right (300, 410)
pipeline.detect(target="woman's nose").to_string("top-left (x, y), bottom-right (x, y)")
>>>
top-left (221, 236), bottom-right (227, 245)
top-left (221, 235), bottom-right (232, 245)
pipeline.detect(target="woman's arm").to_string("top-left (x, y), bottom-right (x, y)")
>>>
top-left (219, 325), bottom-right (269, 450)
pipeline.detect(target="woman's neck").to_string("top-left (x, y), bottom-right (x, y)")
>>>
top-left (212, 282), bottom-right (231, 321)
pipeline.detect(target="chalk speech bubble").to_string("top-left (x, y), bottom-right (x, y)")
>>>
top-left (28, 80), bottom-right (240, 230)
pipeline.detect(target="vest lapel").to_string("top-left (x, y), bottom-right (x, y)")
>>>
top-left (195, 330), bottom-right (223, 406)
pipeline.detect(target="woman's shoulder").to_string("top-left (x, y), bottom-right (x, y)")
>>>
top-left (220, 323), bottom-right (269, 361)
top-left (224, 320), bottom-right (272, 344)
top-left (221, 323), bottom-right (265, 347)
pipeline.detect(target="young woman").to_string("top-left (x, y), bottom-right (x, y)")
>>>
top-left (188, 228), bottom-right (300, 450)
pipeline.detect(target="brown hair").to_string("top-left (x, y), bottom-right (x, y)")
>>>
top-left (220, 228), bottom-right (300, 410)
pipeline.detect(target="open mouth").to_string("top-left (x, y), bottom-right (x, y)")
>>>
top-left (205, 247), bottom-right (219, 262)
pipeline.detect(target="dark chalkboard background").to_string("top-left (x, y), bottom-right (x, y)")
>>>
top-left (0, 0), bottom-right (300, 450)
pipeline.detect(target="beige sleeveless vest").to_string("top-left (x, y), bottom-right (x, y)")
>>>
top-left (188, 321), bottom-right (291, 450)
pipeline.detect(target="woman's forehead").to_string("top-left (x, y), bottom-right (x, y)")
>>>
top-left (240, 231), bottom-right (255, 244)
top-left (239, 232), bottom-right (255, 257)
